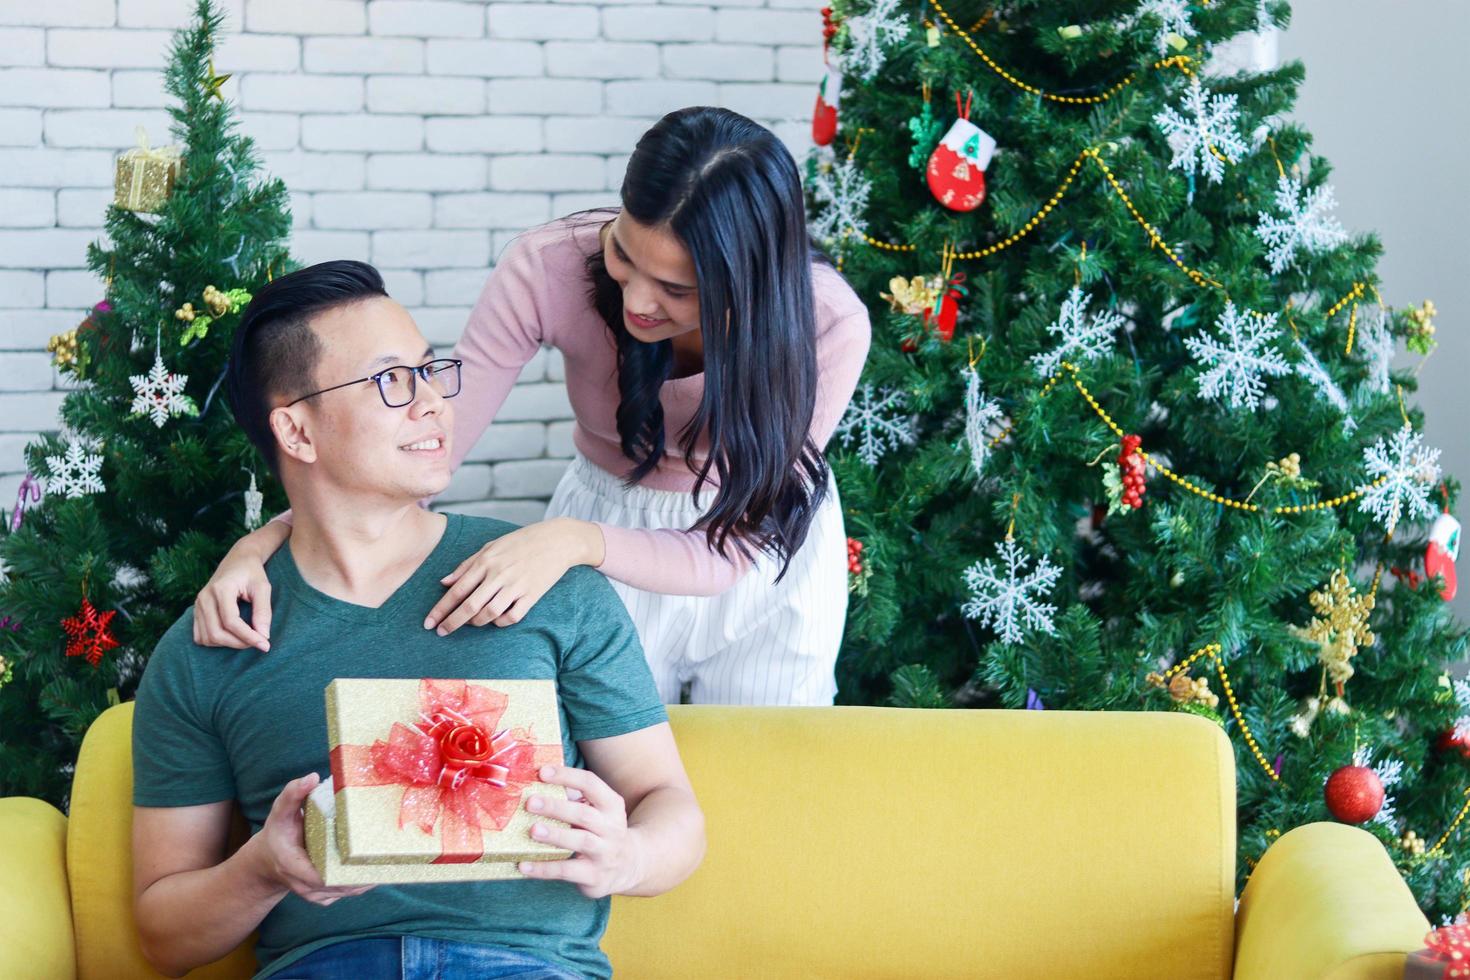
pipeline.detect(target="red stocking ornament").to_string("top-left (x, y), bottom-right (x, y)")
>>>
top-left (812, 8), bottom-right (841, 147)
top-left (1426, 509), bottom-right (1461, 602)
top-left (926, 91), bottom-right (996, 212)
top-left (813, 64), bottom-right (842, 147)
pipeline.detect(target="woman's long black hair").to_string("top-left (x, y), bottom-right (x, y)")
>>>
top-left (584, 106), bottom-right (830, 580)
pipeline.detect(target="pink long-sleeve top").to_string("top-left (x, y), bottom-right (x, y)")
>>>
top-left (273, 215), bottom-right (872, 596)
top-left (450, 215), bottom-right (871, 596)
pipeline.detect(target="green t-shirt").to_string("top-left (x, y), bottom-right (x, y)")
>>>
top-left (132, 513), bottom-right (668, 980)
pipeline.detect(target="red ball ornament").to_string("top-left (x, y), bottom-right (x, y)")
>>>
top-left (925, 92), bottom-right (996, 213)
top-left (1324, 764), bottom-right (1385, 824)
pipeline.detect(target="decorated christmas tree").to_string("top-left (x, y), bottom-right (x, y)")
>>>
top-left (0, 0), bottom-right (291, 807)
top-left (810, 0), bottom-right (1470, 916)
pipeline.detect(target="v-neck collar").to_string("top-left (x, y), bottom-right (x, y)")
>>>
top-left (270, 513), bottom-right (465, 624)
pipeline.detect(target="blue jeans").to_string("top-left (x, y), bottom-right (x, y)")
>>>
top-left (272, 936), bottom-right (586, 979)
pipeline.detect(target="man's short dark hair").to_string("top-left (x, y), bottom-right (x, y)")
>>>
top-left (227, 259), bottom-right (388, 473)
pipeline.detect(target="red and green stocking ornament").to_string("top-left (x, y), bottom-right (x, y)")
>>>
top-left (1426, 509), bottom-right (1461, 602)
top-left (812, 7), bottom-right (842, 147)
top-left (926, 91), bottom-right (997, 212)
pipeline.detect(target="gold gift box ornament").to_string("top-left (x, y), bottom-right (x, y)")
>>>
top-left (114, 127), bottom-right (182, 214)
top-left (306, 678), bottom-right (572, 886)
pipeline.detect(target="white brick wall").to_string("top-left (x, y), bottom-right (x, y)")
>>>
top-left (0, 0), bottom-right (824, 520)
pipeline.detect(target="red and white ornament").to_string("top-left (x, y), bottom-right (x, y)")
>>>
top-left (926, 92), bottom-right (997, 212)
top-left (1437, 728), bottom-right (1470, 759)
top-left (812, 8), bottom-right (842, 147)
top-left (813, 63), bottom-right (842, 147)
top-left (1426, 509), bottom-right (1461, 602)
top-left (1324, 763), bottom-right (1384, 824)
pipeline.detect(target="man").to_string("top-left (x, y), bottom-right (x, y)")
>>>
top-left (131, 260), bottom-right (705, 980)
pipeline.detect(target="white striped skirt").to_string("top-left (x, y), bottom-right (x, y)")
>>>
top-left (544, 451), bottom-right (848, 706)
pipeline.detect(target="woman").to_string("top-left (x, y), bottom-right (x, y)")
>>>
top-left (193, 106), bottom-right (872, 706)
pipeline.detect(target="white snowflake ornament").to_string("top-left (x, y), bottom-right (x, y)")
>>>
top-left (1256, 174), bottom-right (1348, 274)
top-left (1133, 0), bottom-right (1196, 53)
top-left (808, 154), bottom-right (871, 248)
top-left (129, 350), bottom-right (192, 428)
top-left (1294, 339), bottom-right (1356, 433)
top-left (44, 442), bottom-right (105, 499)
top-left (836, 384), bottom-right (916, 466)
top-left (841, 0), bottom-right (908, 82)
top-left (1030, 285), bottom-right (1126, 379)
top-left (961, 365), bottom-right (1004, 480)
top-left (1354, 304), bottom-right (1394, 396)
top-left (1183, 302), bottom-right (1291, 411)
top-left (1153, 77), bottom-right (1248, 184)
top-left (1451, 677), bottom-right (1470, 743)
top-left (961, 537), bottom-right (1061, 644)
top-left (1356, 423), bottom-right (1441, 534)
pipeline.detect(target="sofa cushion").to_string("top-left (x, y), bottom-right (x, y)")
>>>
top-left (605, 705), bottom-right (1236, 979)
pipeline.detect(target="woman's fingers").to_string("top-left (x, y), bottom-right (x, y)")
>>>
top-left (219, 599), bottom-right (270, 651)
top-left (491, 602), bottom-right (524, 628)
top-left (248, 579), bottom-right (273, 646)
top-left (192, 594), bottom-right (215, 645)
top-left (434, 579), bottom-right (503, 636)
top-left (425, 563), bottom-right (490, 629)
top-left (440, 556), bottom-right (470, 588)
top-left (477, 585), bottom-right (521, 625)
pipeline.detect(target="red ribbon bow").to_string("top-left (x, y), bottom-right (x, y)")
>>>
top-left (330, 679), bottom-right (562, 864)
top-left (1423, 921), bottom-right (1470, 979)
top-left (925, 271), bottom-right (967, 342)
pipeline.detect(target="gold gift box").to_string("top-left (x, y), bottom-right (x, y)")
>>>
top-left (305, 678), bottom-right (572, 886)
top-left (113, 132), bottom-right (181, 213)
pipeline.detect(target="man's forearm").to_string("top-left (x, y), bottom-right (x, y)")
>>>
top-left (623, 785), bottom-right (706, 898)
top-left (136, 835), bottom-right (286, 977)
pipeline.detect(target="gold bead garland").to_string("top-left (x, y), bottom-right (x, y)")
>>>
top-left (1084, 148), bottom-right (1223, 289)
top-left (1051, 362), bottom-right (1387, 514)
top-left (1430, 789), bottom-right (1470, 856)
top-left (928, 0), bottom-right (1195, 105)
top-left (1157, 643), bottom-right (1279, 782)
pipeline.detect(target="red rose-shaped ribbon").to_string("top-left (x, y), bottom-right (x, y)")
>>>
top-left (330, 679), bottom-right (562, 864)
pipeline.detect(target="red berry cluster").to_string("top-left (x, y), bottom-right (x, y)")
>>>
top-left (847, 536), bottom-right (864, 575)
top-left (821, 6), bottom-right (839, 43)
top-left (1118, 434), bottom-right (1147, 509)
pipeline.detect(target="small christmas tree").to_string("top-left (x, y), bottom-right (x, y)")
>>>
top-left (811, 0), bottom-right (1470, 917)
top-left (0, 0), bottom-right (291, 808)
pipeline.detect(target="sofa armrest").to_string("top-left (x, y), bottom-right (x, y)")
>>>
top-left (0, 797), bottom-right (76, 979)
top-left (1233, 821), bottom-right (1428, 980)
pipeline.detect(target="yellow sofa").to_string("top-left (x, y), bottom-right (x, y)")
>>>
top-left (0, 702), bottom-right (1430, 979)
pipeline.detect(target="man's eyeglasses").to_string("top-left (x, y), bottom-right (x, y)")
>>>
top-left (285, 358), bottom-right (463, 409)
